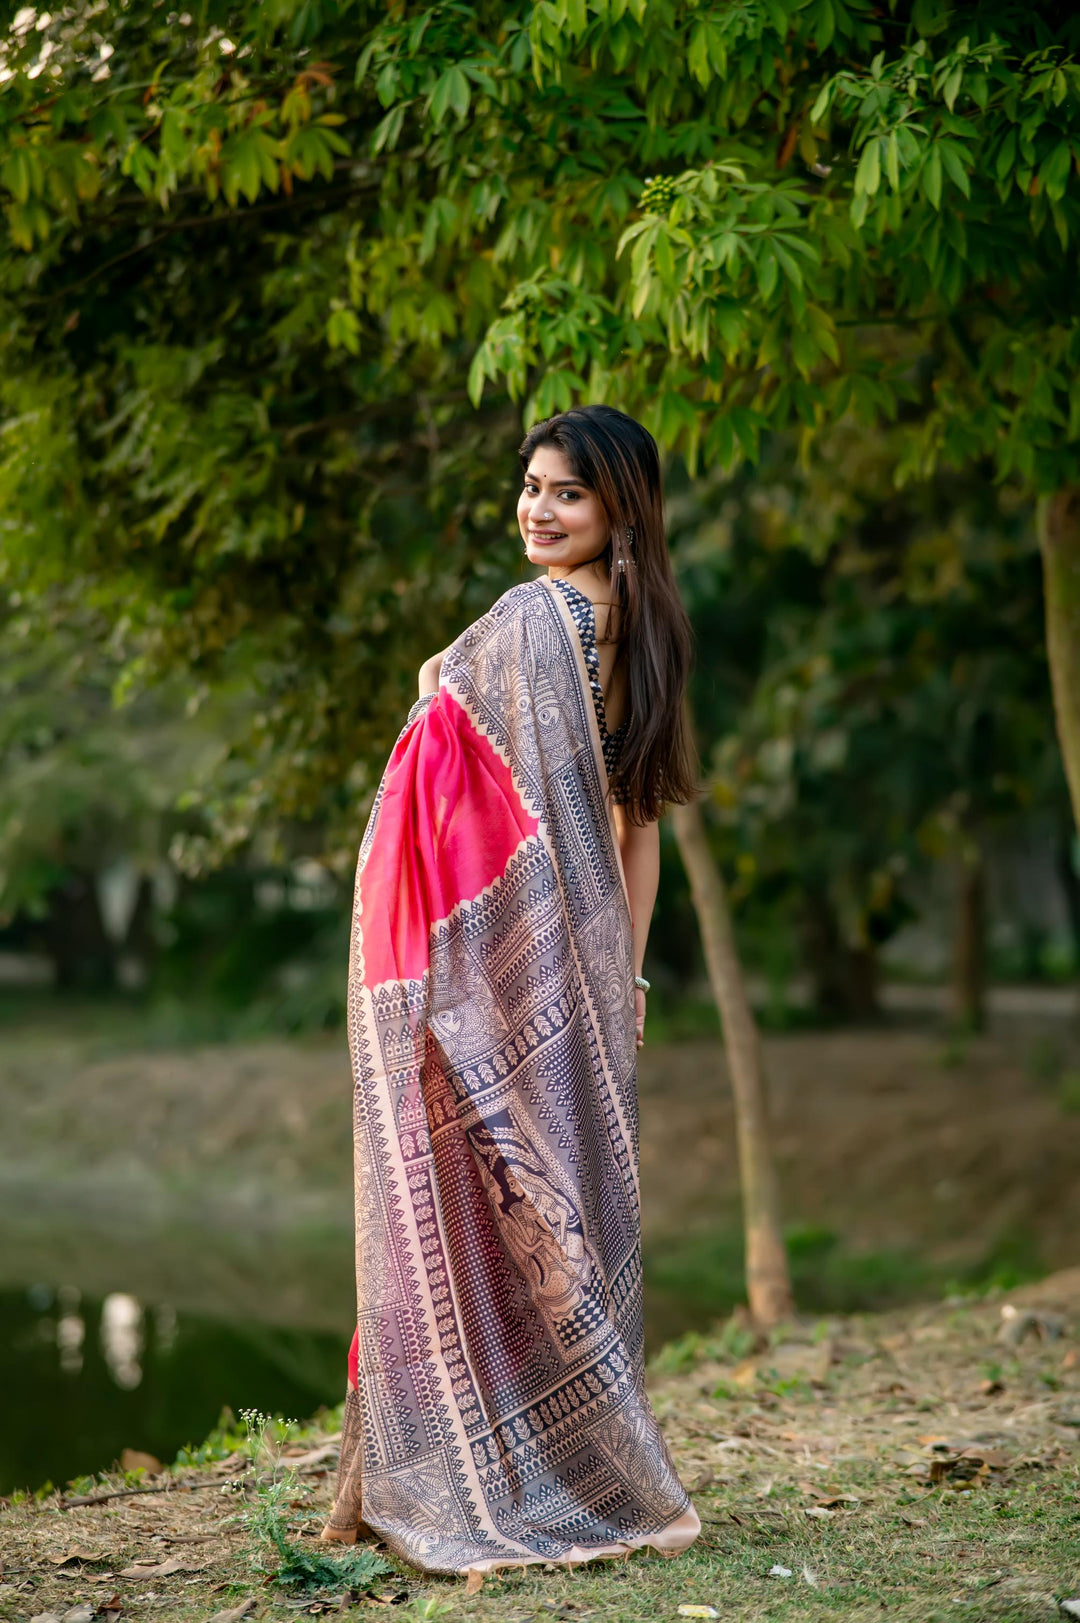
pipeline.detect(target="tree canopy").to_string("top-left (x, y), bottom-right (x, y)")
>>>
top-left (2, 0), bottom-right (1079, 859)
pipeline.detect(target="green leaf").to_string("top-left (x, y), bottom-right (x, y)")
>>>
top-left (995, 128), bottom-right (1017, 183)
top-left (772, 238), bottom-right (803, 290)
top-left (812, 0), bottom-right (835, 52)
top-left (885, 130), bottom-right (900, 190)
top-left (855, 138), bottom-right (880, 197)
top-left (467, 346), bottom-right (490, 408)
top-left (942, 62), bottom-right (964, 112)
top-left (763, 0), bottom-right (789, 34)
top-left (630, 273), bottom-right (653, 319)
top-left (353, 38), bottom-right (377, 87)
top-left (654, 228), bottom-right (675, 284)
top-left (806, 304), bottom-right (839, 364)
top-left (5, 197), bottom-right (50, 249)
top-left (659, 390), bottom-right (696, 441)
top-left (372, 104), bottom-right (406, 155)
top-left (1040, 141), bottom-right (1073, 203)
top-left (688, 22), bottom-right (711, 88)
top-left (756, 246), bottom-right (779, 301)
top-left (221, 136), bottom-right (260, 205)
top-left (429, 66), bottom-right (470, 126)
top-left (159, 108), bottom-right (188, 170)
top-left (1050, 198), bottom-right (1069, 250)
top-left (326, 307), bottom-right (361, 355)
top-left (939, 141), bottom-right (970, 197)
top-left (922, 144), bottom-right (942, 209)
top-left (809, 83), bottom-right (832, 125)
top-left (1, 150), bottom-right (31, 205)
top-left (912, 0), bottom-right (950, 36)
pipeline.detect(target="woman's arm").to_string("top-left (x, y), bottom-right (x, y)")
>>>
top-left (612, 804), bottom-right (660, 1048)
top-left (418, 647), bottom-right (450, 697)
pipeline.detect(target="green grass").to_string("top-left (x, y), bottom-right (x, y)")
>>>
top-left (4, 1287), bottom-right (1078, 1623)
top-left (643, 1221), bottom-right (1049, 1345)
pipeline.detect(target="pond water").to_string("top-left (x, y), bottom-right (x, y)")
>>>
top-left (1, 1283), bottom-right (350, 1497)
top-left (0, 1227), bottom-right (718, 1497)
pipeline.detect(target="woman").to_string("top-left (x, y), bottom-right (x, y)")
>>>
top-left (321, 404), bottom-right (700, 1577)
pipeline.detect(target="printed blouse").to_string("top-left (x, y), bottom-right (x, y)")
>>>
top-left (552, 577), bottom-right (629, 784)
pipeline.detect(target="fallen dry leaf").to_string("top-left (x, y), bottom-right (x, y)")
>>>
top-left (59, 1609), bottom-right (95, 1623)
top-left (801, 1485), bottom-right (860, 1507)
top-left (677, 1607), bottom-right (720, 1618)
top-left (1059, 1599), bottom-right (1080, 1619)
top-left (963, 1447), bottom-right (1007, 1470)
top-left (803, 1505), bottom-right (834, 1519)
top-left (1062, 1349), bottom-right (1078, 1371)
top-left (920, 1440), bottom-right (1009, 1488)
top-left (47, 1549), bottom-right (109, 1566)
top-left (998, 1305), bottom-right (1066, 1346)
top-left (729, 1357), bottom-right (760, 1389)
top-left (206, 1600), bottom-right (256, 1623)
top-left (464, 1568), bottom-right (484, 1595)
top-left (277, 1440), bottom-right (341, 1468)
top-left (116, 1556), bottom-right (202, 1579)
top-left (119, 1449), bottom-right (162, 1475)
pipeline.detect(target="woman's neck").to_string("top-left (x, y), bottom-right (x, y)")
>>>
top-left (547, 557), bottom-right (610, 590)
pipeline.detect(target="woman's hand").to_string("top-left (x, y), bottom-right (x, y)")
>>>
top-left (634, 985), bottom-right (646, 1049)
top-left (418, 649), bottom-right (447, 697)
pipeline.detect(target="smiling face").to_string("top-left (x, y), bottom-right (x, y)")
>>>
top-left (517, 445), bottom-right (610, 578)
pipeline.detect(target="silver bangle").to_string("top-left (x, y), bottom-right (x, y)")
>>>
top-left (634, 975), bottom-right (650, 993)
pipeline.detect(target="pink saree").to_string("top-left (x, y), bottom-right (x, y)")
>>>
top-left (323, 576), bottom-right (699, 1576)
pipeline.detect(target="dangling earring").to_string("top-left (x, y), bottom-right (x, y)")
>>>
top-left (616, 557), bottom-right (626, 574)
top-left (626, 525), bottom-right (636, 548)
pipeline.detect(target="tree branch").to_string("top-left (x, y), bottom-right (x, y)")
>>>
top-left (29, 181), bottom-right (376, 306)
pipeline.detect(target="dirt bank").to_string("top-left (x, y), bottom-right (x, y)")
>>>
top-left (2, 1018), bottom-right (1079, 1331)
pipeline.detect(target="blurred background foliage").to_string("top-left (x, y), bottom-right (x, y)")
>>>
top-left (0, 0), bottom-right (1077, 1021)
top-left (1, 0), bottom-right (1079, 1495)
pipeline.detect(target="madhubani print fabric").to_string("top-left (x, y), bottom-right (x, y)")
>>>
top-left (322, 576), bottom-right (699, 1577)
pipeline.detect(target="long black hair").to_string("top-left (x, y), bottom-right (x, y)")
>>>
top-left (519, 404), bottom-right (697, 822)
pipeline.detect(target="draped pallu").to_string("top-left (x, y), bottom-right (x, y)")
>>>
top-left (324, 577), bottom-right (699, 1576)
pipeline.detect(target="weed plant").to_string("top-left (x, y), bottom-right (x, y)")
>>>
top-left (237, 1407), bottom-right (392, 1596)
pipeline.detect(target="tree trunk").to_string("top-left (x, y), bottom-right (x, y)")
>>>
top-left (120, 873), bottom-right (158, 990)
top-left (1056, 824), bottom-right (1080, 973)
top-left (1038, 487), bottom-right (1080, 836)
top-left (670, 798), bottom-right (795, 1330)
top-left (801, 886), bottom-right (848, 1020)
top-left (802, 887), bottom-right (881, 1021)
top-left (950, 843), bottom-right (986, 1032)
top-left (43, 869), bottom-right (115, 991)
